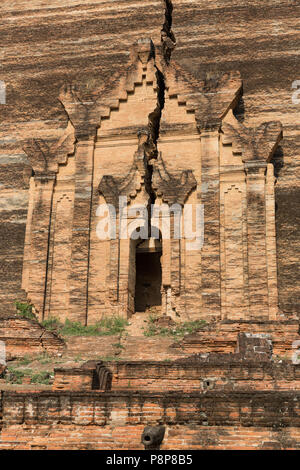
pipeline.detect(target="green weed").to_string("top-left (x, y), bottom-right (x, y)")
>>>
top-left (15, 301), bottom-right (36, 321)
top-left (143, 318), bottom-right (206, 338)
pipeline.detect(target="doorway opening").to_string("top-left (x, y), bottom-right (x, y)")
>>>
top-left (134, 248), bottom-right (162, 313)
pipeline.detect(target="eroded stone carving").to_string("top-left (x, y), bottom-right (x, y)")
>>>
top-left (21, 38), bottom-right (284, 324)
top-left (59, 38), bottom-right (159, 141)
top-left (151, 152), bottom-right (196, 205)
top-left (222, 119), bottom-right (283, 162)
top-left (98, 130), bottom-right (155, 209)
top-left (23, 121), bottom-right (75, 177)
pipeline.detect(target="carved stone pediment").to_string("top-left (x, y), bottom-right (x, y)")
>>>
top-left (23, 121), bottom-right (75, 177)
top-left (151, 152), bottom-right (196, 206)
top-left (222, 119), bottom-right (283, 162)
top-left (58, 84), bottom-right (100, 140)
top-left (59, 39), bottom-right (158, 141)
top-left (98, 131), bottom-right (155, 209)
top-left (161, 63), bottom-right (242, 132)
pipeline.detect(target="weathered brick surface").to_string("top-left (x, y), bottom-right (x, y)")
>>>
top-left (52, 361), bottom-right (112, 391)
top-left (1, 423), bottom-right (300, 450)
top-left (1, 424), bottom-right (300, 450)
top-left (0, 0), bottom-right (298, 317)
top-left (52, 358), bottom-right (300, 393)
top-left (0, 0), bottom-right (299, 452)
top-left (52, 369), bottom-right (95, 392)
top-left (172, 321), bottom-right (300, 358)
top-left (65, 335), bottom-right (186, 361)
top-left (65, 336), bottom-right (120, 359)
top-left (0, 391), bottom-right (300, 449)
top-left (109, 361), bottom-right (300, 392)
top-left (0, 314), bottom-right (65, 359)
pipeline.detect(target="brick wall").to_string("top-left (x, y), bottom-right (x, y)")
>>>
top-left (1, 390), bottom-right (300, 449)
top-left (173, 321), bottom-right (300, 358)
top-left (109, 361), bottom-right (300, 392)
top-left (52, 361), bottom-right (112, 391)
top-left (0, 314), bottom-right (65, 359)
top-left (52, 369), bottom-right (94, 392)
top-left (52, 361), bottom-right (300, 393)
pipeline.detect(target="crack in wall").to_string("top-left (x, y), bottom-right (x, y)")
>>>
top-left (161, 0), bottom-right (176, 64)
top-left (146, 60), bottom-right (166, 203)
top-left (141, 3), bottom-right (176, 240)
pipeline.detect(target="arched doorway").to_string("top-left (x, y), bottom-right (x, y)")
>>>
top-left (134, 238), bottom-right (162, 313)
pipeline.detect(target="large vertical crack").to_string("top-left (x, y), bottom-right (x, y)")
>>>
top-left (141, 1), bottom-right (176, 238)
top-left (144, 66), bottom-right (165, 237)
top-left (161, 0), bottom-right (176, 64)
top-left (148, 67), bottom-right (165, 147)
top-left (146, 0), bottom-right (175, 147)
top-left (145, 38), bottom-right (166, 207)
top-left (146, 60), bottom-right (166, 212)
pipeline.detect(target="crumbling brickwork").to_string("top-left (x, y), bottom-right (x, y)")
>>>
top-left (0, 313), bottom-right (65, 360)
top-left (1, 390), bottom-right (300, 450)
top-left (0, 0), bottom-right (299, 451)
top-left (0, 0), bottom-right (299, 316)
top-left (17, 36), bottom-right (283, 325)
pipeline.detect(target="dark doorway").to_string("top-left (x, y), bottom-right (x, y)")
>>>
top-left (135, 252), bottom-right (162, 312)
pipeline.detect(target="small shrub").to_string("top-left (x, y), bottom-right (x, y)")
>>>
top-left (31, 371), bottom-right (52, 385)
top-left (61, 319), bottom-right (99, 336)
top-left (36, 353), bottom-right (51, 365)
top-left (18, 354), bottom-right (32, 366)
top-left (112, 342), bottom-right (124, 350)
top-left (41, 317), bottom-right (62, 332)
top-left (15, 301), bottom-right (36, 321)
top-left (143, 319), bottom-right (206, 338)
top-left (96, 316), bottom-right (129, 336)
top-left (62, 317), bottom-right (128, 336)
top-left (41, 316), bottom-right (129, 337)
top-left (5, 367), bottom-right (25, 384)
top-left (5, 366), bottom-right (53, 385)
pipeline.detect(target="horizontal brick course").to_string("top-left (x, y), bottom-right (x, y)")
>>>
top-left (0, 315), bottom-right (65, 359)
top-left (1, 390), bottom-right (300, 449)
top-left (109, 361), bottom-right (300, 392)
top-left (2, 390), bottom-right (300, 427)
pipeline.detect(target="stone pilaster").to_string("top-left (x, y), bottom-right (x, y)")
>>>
top-left (200, 130), bottom-right (221, 318)
top-left (245, 160), bottom-right (269, 319)
top-left (22, 176), bottom-right (35, 293)
top-left (265, 163), bottom-right (279, 320)
top-left (68, 132), bottom-right (97, 324)
top-left (26, 173), bottom-right (56, 320)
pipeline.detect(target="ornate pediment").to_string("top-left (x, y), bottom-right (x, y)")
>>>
top-left (222, 118), bottom-right (283, 162)
top-left (151, 152), bottom-right (196, 206)
top-left (23, 121), bottom-right (75, 177)
top-left (59, 39), bottom-right (159, 140)
top-left (98, 130), bottom-right (155, 209)
top-left (58, 84), bottom-right (100, 140)
top-left (160, 62), bottom-right (242, 132)
top-left (98, 171), bottom-right (140, 210)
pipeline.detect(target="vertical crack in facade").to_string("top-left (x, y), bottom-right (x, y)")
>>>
top-left (161, 0), bottom-right (176, 64)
